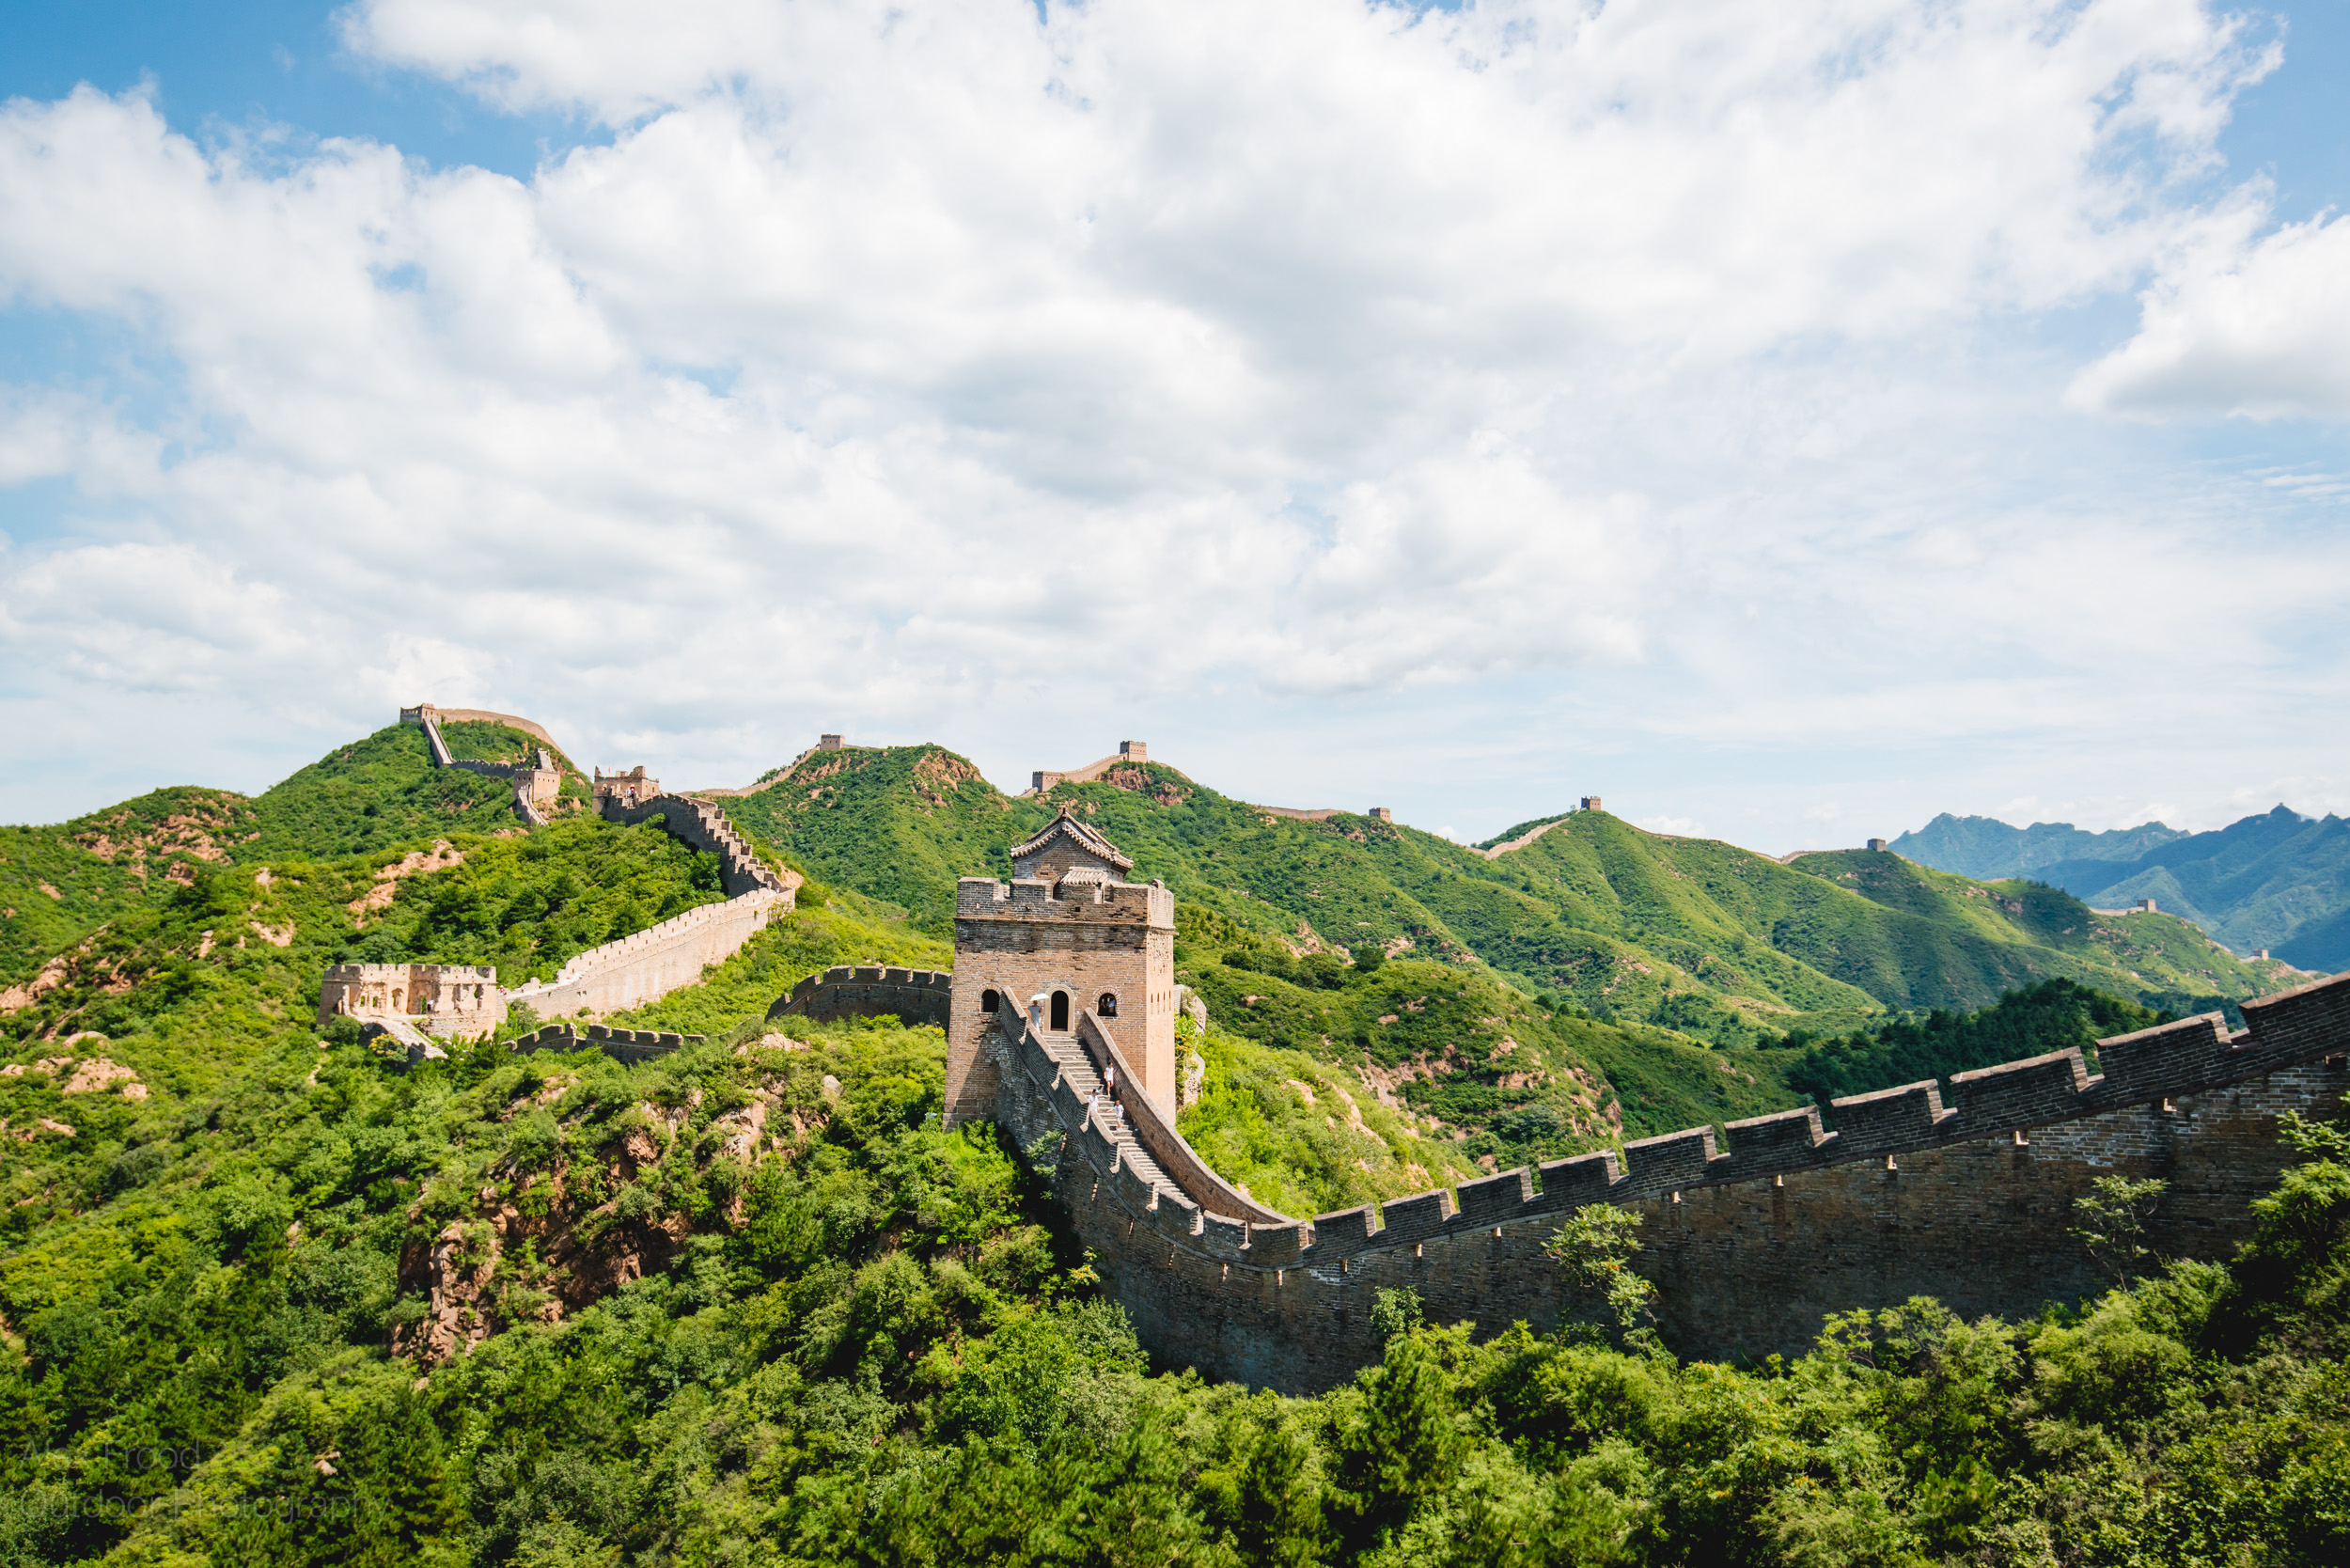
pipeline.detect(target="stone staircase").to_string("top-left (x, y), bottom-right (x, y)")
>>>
top-left (1033, 1029), bottom-right (1183, 1199)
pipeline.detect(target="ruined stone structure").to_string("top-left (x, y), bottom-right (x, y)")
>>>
top-left (956, 818), bottom-right (2350, 1392)
top-left (593, 766), bottom-right (662, 809)
top-left (1029, 740), bottom-right (1153, 793)
top-left (947, 811), bottom-right (1177, 1123)
top-left (317, 963), bottom-right (504, 1039)
top-left (772, 965), bottom-right (954, 1028)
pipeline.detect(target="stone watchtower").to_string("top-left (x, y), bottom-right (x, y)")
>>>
top-left (946, 811), bottom-right (1176, 1126)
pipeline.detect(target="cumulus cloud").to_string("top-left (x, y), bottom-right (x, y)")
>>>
top-left (2071, 211), bottom-right (2350, 418)
top-left (0, 0), bottom-right (2337, 837)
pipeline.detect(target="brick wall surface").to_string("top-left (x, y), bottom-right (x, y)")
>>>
top-left (773, 965), bottom-right (954, 1029)
top-left (991, 971), bottom-right (2350, 1394)
top-left (509, 888), bottom-right (786, 1019)
top-left (948, 874), bottom-right (1175, 1123)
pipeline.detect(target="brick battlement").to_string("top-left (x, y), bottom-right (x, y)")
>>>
top-left (956, 876), bottom-right (1172, 924)
top-left (599, 792), bottom-right (786, 899)
top-left (771, 964), bottom-right (954, 1028)
top-left (991, 968), bottom-right (2350, 1391)
top-left (502, 1022), bottom-right (703, 1065)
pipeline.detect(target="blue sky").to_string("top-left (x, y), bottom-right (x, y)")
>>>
top-left (3, 0), bottom-right (2348, 852)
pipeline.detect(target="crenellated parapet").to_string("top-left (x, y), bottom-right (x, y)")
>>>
top-left (991, 968), bottom-right (2350, 1389)
top-left (502, 1022), bottom-right (703, 1065)
top-left (770, 965), bottom-right (954, 1028)
top-left (600, 792), bottom-right (785, 899)
top-left (1032, 984), bottom-right (2344, 1274)
top-left (954, 875), bottom-right (1171, 926)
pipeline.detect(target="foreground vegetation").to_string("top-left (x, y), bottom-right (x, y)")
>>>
top-left (3, 994), bottom-right (2344, 1566)
top-left (1, 726), bottom-right (2342, 1564)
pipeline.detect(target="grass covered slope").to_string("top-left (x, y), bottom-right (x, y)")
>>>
top-left (1, 721), bottom-right (599, 997)
top-left (241, 721), bottom-right (586, 863)
top-left (0, 817), bottom-right (741, 1109)
top-left (1181, 935), bottom-right (1797, 1154)
top-left (1781, 848), bottom-right (2275, 1014)
top-left (719, 743), bottom-right (2282, 1061)
top-left (0, 787), bottom-right (260, 991)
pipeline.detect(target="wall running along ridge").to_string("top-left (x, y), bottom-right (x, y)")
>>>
top-left (401, 704), bottom-right (562, 823)
top-left (772, 965), bottom-right (953, 1028)
top-left (502, 792), bottom-right (790, 1017)
top-left (316, 770), bottom-right (792, 1031)
top-left (599, 793), bottom-right (787, 900)
top-left (985, 971), bottom-right (2350, 1393)
top-left (1026, 740), bottom-right (1166, 794)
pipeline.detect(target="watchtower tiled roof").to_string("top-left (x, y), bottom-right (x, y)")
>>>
top-left (1010, 809), bottom-right (1135, 875)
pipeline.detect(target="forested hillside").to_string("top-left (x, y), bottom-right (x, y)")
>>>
top-left (0, 722), bottom-right (587, 990)
top-left (714, 743), bottom-right (2279, 1049)
top-left (2, 843), bottom-right (2345, 1565)
top-left (3, 727), bottom-right (2347, 1564)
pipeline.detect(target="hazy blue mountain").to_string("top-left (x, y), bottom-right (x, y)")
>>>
top-left (1891, 813), bottom-right (2186, 881)
top-left (1900, 805), bottom-right (2350, 970)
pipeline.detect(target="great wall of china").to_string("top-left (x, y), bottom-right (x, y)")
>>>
top-left (971, 972), bottom-right (2350, 1391)
top-left (400, 703), bottom-right (566, 826)
top-left (318, 709), bottom-right (794, 1044)
top-left (330, 720), bottom-right (2350, 1391)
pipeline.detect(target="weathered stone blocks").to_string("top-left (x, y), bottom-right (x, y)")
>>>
top-left (1453, 1168), bottom-right (1534, 1225)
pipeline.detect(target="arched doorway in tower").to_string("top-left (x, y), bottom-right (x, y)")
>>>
top-left (980, 988), bottom-right (999, 1014)
top-left (1050, 991), bottom-right (1070, 1031)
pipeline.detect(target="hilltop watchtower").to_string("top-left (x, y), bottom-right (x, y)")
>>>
top-left (947, 811), bottom-right (1176, 1126)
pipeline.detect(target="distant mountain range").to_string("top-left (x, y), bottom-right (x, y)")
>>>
top-left (1894, 807), bottom-right (2350, 970)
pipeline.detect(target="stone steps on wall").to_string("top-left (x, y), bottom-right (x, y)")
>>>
top-left (1033, 1031), bottom-right (1180, 1194)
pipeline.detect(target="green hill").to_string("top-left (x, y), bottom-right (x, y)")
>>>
top-left (11, 730), bottom-right (2284, 1179)
top-left (713, 744), bottom-right (2279, 1046)
top-left (0, 815), bottom-right (2340, 1566)
top-left (1, 723), bottom-right (597, 996)
top-left (1899, 804), bottom-right (2350, 970)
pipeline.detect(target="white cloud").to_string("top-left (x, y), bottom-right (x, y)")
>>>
top-left (2070, 210), bottom-right (2350, 418)
top-left (0, 0), bottom-right (2339, 842)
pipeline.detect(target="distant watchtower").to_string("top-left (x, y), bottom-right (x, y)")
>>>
top-left (947, 811), bottom-right (1176, 1126)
